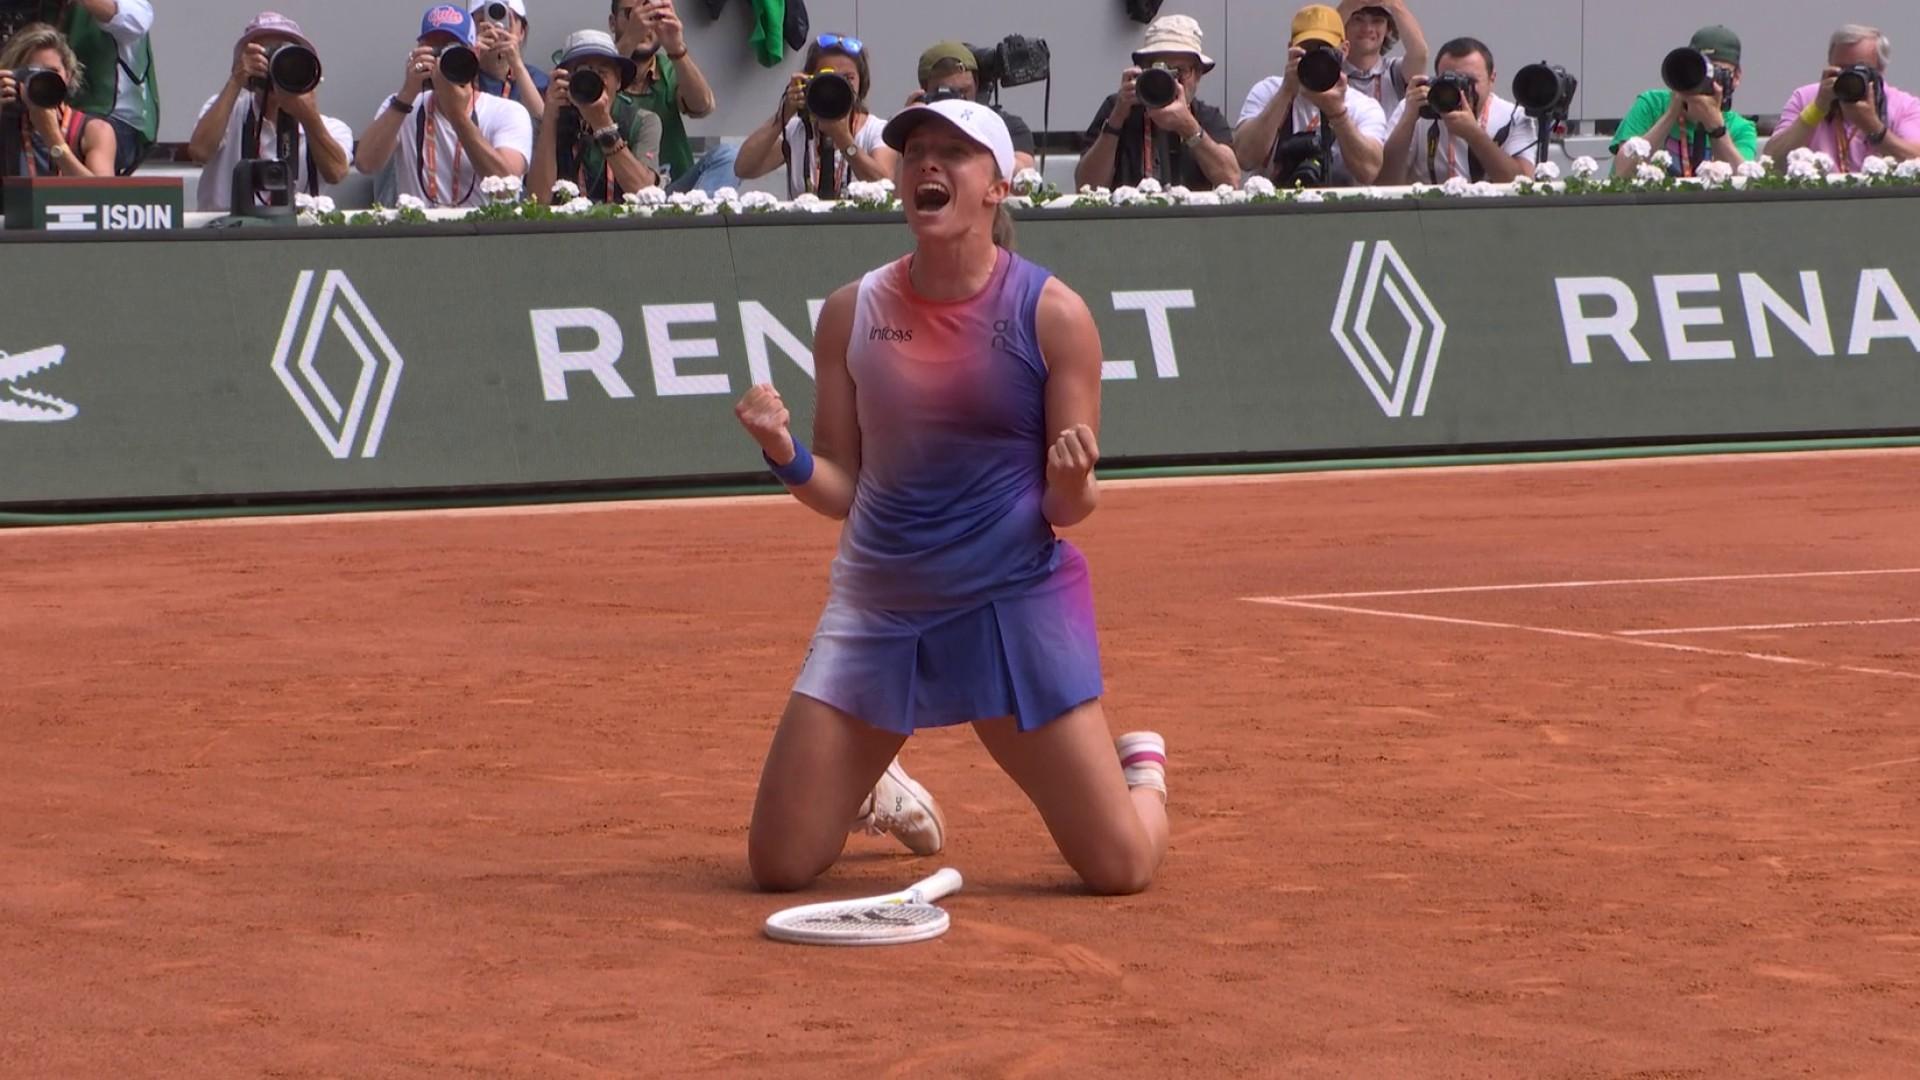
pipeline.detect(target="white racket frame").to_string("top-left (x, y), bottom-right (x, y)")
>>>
top-left (763, 868), bottom-right (964, 946)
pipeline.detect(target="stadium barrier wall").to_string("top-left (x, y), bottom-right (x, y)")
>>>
top-left (5, 191), bottom-right (1920, 509)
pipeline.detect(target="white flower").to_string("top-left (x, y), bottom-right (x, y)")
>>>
top-left (1736, 160), bottom-right (1766, 180)
top-left (1811, 151), bottom-right (1836, 175)
top-left (1440, 175), bottom-right (1471, 196)
top-left (1002, 194), bottom-right (1034, 210)
top-left (1213, 183), bottom-right (1236, 199)
top-left (792, 194), bottom-right (833, 213)
top-left (396, 193), bottom-right (428, 212)
top-left (1221, 188), bottom-right (1252, 204)
top-left (295, 211), bottom-right (320, 226)
top-left (551, 179), bottom-right (581, 202)
top-left (681, 187), bottom-right (716, 207)
top-left (1786, 159), bottom-right (1820, 181)
top-left (1135, 176), bottom-right (1163, 195)
top-left (1044, 194), bottom-right (1081, 210)
top-left (1409, 182), bottom-right (1433, 196)
top-left (1295, 190), bottom-right (1324, 203)
top-left (295, 192), bottom-right (316, 210)
top-left (631, 185), bottom-right (668, 206)
top-left (1897, 159), bottom-right (1920, 179)
top-left (1786, 146), bottom-right (1815, 166)
top-left (481, 175), bottom-right (522, 201)
top-left (1863, 155), bottom-right (1893, 177)
top-left (1535, 160), bottom-right (1562, 181)
top-left (1758, 154), bottom-right (1776, 171)
top-left (1243, 175), bottom-right (1277, 197)
top-left (1165, 185), bottom-right (1193, 203)
top-left (1110, 185), bottom-right (1145, 205)
top-left (1512, 175), bottom-right (1537, 193)
top-left (1184, 191), bottom-right (1221, 206)
top-left (667, 192), bottom-right (693, 208)
top-left (1649, 149), bottom-right (1674, 169)
top-left (1077, 184), bottom-right (1111, 198)
top-left (737, 190), bottom-right (780, 211)
top-left (1730, 175), bottom-right (1749, 190)
top-left (1622, 136), bottom-right (1653, 160)
top-left (556, 196), bottom-right (595, 215)
top-left (1466, 180), bottom-right (1504, 198)
top-left (1696, 160), bottom-right (1734, 188)
top-left (844, 179), bottom-right (890, 204)
top-left (622, 192), bottom-right (642, 206)
top-left (310, 195), bottom-right (336, 215)
top-left (1012, 167), bottom-right (1045, 194)
top-left (1634, 162), bottom-right (1666, 185)
top-left (711, 186), bottom-right (741, 203)
top-left (1570, 156), bottom-right (1599, 179)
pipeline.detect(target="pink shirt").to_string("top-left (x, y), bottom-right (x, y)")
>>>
top-left (1777, 81), bottom-right (1920, 171)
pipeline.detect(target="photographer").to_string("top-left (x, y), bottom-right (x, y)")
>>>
top-left (1338, 0), bottom-right (1429, 116)
top-left (1381, 38), bottom-right (1534, 184)
top-left (1075, 14), bottom-right (1237, 192)
top-left (353, 4), bottom-right (533, 209)
top-left (1234, 5), bottom-right (1387, 187)
top-left (0, 22), bottom-right (115, 176)
top-left (907, 42), bottom-right (1034, 175)
top-left (186, 13), bottom-right (350, 212)
top-left (610, 0), bottom-right (731, 194)
top-left (1610, 26), bottom-right (1755, 178)
top-left (736, 33), bottom-right (897, 198)
top-left (1764, 25), bottom-right (1920, 170)
top-left (528, 30), bottom-right (660, 202)
top-left (27, 0), bottom-right (156, 174)
top-left (471, 0), bottom-right (549, 123)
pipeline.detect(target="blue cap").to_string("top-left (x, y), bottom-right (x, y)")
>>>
top-left (420, 3), bottom-right (475, 45)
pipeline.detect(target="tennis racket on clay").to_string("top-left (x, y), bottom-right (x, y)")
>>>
top-left (763, 868), bottom-right (963, 946)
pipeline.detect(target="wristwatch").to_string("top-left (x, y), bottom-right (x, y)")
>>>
top-left (1182, 128), bottom-right (1207, 148)
top-left (1868, 125), bottom-right (1891, 146)
top-left (1705, 124), bottom-right (1728, 140)
top-left (1102, 121), bottom-right (1125, 138)
top-left (594, 124), bottom-right (623, 150)
top-left (48, 142), bottom-right (68, 161)
top-left (387, 95), bottom-right (415, 115)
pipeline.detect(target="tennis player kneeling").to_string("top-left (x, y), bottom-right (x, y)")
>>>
top-left (733, 99), bottom-right (1170, 896)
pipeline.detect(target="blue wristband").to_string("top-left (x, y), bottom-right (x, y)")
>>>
top-left (763, 440), bottom-right (815, 486)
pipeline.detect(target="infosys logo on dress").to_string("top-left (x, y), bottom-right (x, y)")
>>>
top-left (868, 325), bottom-right (914, 343)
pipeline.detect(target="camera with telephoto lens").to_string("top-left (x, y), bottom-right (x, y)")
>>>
top-left (968, 34), bottom-right (1050, 92)
top-left (1513, 61), bottom-right (1578, 119)
top-left (1298, 43), bottom-right (1343, 95)
top-left (477, 1), bottom-right (510, 23)
top-left (7, 65), bottom-right (66, 109)
top-left (1272, 129), bottom-right (1331, 187)
top-left (568, 66), bottom-right (605, 107)
top-left (801, 69), bottom-right (855, 121)
top-left (1135, 62), bottom-right (1180, 110)
top-left (435, 42), bottom-right (480, 85)
top-left (1421, 71), bottom-right (1477, 119)
top-left (1834, 63), bottom-right (1882, 105)
top-left (248, 43), bottom-right (322, 97)
top-left (1661, 48), bottom-right (1731, 106)
top-left (925, 84), bottom-right (967, 104)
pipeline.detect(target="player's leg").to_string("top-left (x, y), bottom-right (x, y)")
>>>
top-left (748, 693), bottom-right (908, 892)
top-left (972, 700), bottom-right (1169, 895)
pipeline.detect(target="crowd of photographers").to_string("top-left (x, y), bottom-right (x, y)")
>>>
top-left (4, 0), bottom-right (1920, 214)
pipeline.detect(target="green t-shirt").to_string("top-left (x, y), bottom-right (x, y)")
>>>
top-left (622, 53), bottom-right (694, 184)
top-left (1611, 89), bottom-right (1759, 171)
top-left (566, 98), bottom-right (664, 202)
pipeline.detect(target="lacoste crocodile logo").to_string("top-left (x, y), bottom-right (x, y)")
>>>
top-left (0, 345), bottom-right (77, 423)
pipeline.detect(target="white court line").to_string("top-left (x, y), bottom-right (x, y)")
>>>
top-left (1284, 567), bottom-right (1920, 601)
top-left (1246, 597), bottom-right (1920, 682)
top-left (1620, 617), bottom-right (1920, 637)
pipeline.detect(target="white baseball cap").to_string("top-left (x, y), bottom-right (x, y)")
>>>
top-left (882, 98), bottom-right (1016, 180)
top-left (471, 0), bottom-right (528, 20)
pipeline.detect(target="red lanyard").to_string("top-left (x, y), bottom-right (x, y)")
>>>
top-left (21, 106), bottom-right (73, 178)
top-left (1833, 114), bottom-right (1859, 172)
top-left (419, 97), bottom-right (478, 206)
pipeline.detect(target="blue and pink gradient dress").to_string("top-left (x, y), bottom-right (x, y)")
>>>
top-left (791, 248), bottom-right (1104, 734)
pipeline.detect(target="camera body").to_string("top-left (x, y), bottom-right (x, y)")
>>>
top-left (7, 65), bottom-right (67, 110)
top-left (1834, 63), bottom-right (1883, 105)
top-left (1298, 44), bottom-right (1343, 95)
top-left (1272, 129), bottom-right (1331, 187)
top-left (1513, 61), bottom-right (1578, 119)
top-left (435, 43), bottom-right (480, 86)
top-left (800, 69), bottom-right (855, 122)
top-left (229, 157), bottom-right (292, 218)
top-left (970, 34), bottom-right (1050, 93)
top-left (1660, 48), bottom-right (1732, 107)
top-left (1136, 63), bottom-right (1181, 110)
top-left (1421, 71), bottom-right (1478, 120)
top-left (924, 84), bottom-right (968, 105)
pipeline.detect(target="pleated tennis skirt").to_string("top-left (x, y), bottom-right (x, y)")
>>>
top-left (792, 543), bottom-right (1104, 735)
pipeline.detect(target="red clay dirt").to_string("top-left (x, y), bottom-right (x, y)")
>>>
top-left (3, 450), bottom-right (1918, 1078)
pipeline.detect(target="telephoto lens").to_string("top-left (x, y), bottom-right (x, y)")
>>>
top-left (1512, 62), bottom-right (1578, 117)
top-left (268, 44), bottom-right (322, 96)
top-left (1298, 46), bottom-right (1342, 95)
top-left (803, 70), bottom-right (855, 122)
top-left (1422, 71), bottom-right (1473, 119)
top-left (1661, 47), bottom-right (1712, 95)
top-left (1135, 65), bottom-right (1179, 110)
top-left (18, 66), bottom-right (67, 109)
top-left (436, 43), bottom-right (480, 85)
top-left (568, 67), bottom-right (605, 106)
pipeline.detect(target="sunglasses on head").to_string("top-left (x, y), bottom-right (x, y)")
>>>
top-left (816, 33), bottom-right (864, 55)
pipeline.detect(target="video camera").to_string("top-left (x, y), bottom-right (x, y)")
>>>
top-left (968, 34), bottom-right (1050, 96)
top-left (1661, 48), bottom-right (1732, 107)
top-left (1421, 71), bottom-right (1478, 120)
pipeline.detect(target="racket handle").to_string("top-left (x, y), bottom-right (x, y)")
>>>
top-left (910, 867), bottom-right (963, 903)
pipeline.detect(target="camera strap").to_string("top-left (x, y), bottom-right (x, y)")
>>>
top-left (243, 102), bottom-right (321, 201)
top-left (16, 105), bottom-right (86, 178)
top-left (418, 96), bottom-right (481, 207)
top-left (1423, 94), bottom-right (1499, 184)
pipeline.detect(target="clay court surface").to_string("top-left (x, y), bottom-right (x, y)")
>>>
top-left (5, 450), bottom-right (1919, 1077)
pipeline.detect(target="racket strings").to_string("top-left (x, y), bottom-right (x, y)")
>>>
top-left (786, 904), bottom-right (945, 932)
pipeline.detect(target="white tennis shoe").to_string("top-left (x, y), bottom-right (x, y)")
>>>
top-left (851, 758), bottom-right (947, 856)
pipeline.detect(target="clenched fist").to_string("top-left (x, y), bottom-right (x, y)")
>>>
top-left (1046, 424), bottom-right (1099, 487)
top-left (735, 383), bottom-right (795, 462)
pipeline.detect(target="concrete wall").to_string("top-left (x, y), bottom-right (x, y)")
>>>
top-left (148, 1), bottom-right (1920, 143)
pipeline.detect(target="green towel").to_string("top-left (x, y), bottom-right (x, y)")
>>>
top-left (749, 0), bottom-right (786, 68)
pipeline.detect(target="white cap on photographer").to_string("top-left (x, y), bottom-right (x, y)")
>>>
top-left (882, 98), bottom-right (1016, 179)
top-left (470, 0), bottom-right (528, 19)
